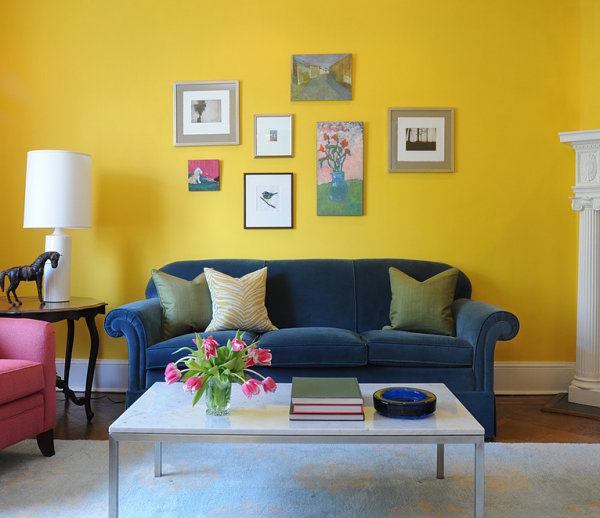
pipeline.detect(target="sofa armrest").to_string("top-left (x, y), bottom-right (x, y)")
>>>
top-left (104, 298), bottom-right (162, 397)
top-left (452, 298), bottom-right (519, 392)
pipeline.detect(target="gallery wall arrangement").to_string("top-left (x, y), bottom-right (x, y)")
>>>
top-left (175, 55), bottom-right (453, 226)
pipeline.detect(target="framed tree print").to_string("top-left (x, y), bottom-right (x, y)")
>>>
top-left (173, 81), bottom-right (239, 146)
top-left (388, 108), bottom-right (454, 172)
top-left (244, 173), bottom-right (293, 229)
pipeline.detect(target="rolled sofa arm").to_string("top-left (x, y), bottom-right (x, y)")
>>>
top-left (452, 298), bottom-right (520, 392)
top-left (104, 298), bottom-right (162, 400)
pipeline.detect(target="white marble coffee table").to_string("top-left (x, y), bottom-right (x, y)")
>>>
top-left (109, 382), bottom-right (484, 517)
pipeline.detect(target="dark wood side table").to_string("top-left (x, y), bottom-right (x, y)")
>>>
top-left (0, 296), bottom-right (107, 421)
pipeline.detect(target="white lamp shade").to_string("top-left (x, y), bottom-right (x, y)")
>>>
top-left (23, 150), bottom-right (91, 229)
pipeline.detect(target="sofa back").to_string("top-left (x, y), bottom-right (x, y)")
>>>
top-left (264, 259), bottom-right (357, 330)
top-left (146, 258), bottom-right (471, 333)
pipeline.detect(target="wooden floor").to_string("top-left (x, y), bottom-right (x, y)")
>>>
top-left (53, 392), bottom-right (600, 442)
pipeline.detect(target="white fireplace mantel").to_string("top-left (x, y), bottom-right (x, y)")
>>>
top-left (559, 129), bottom-right (600, 408)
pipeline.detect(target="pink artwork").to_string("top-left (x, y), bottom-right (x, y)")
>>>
top-left (188, 160), bottom-right (220, 191)
top-left (316, 121), bottom-right (363, 215)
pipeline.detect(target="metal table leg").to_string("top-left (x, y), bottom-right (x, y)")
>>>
top-left (154, 442), bottom-right (162, 477)
top-left (109, 437), bottom-right (119, 518)
top-left (474, 439), bottom-right (485, 517)
top-left (436, 443), bottom-right (445, 479)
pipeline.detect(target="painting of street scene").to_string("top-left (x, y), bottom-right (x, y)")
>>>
top-left (291, 53), bottom-right (352, 101)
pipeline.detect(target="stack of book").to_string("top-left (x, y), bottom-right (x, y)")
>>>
top-left (289, 377), bottom-right (365, 421)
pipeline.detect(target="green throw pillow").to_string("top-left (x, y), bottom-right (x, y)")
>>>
top-left (383, 267), bottom-right (458, 336)
top-left (151, 269), bottom-right (213, 340)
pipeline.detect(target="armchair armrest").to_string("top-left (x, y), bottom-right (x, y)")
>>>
top-left (104, 298), bottom-right (162, 400)
top-left (0, 318), bottom-right (55, 366)
top-left (0, 318), bottom-right (56, 430)
top-left (453, 298), bottom-right (519, 392)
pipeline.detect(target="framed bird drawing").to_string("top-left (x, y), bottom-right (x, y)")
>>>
top-left (244, 173), bottom-right (293, 229)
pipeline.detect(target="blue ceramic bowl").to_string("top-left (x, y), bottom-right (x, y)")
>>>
top-left (373, 387), bottom-right (437, 418)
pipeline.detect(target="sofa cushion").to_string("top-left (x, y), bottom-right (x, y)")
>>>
top-left (384, 267), bottom-right (458, 336)
top-left (257, 327), bottom-right (367, 367)
top-left (354, 259), bottom-right (472, 333)
top-left (146, 330), bottom-right (260, 370)
top-left (0, 360), bottom-right (44, 405)
top-left (204, 267), bottom-right (277, 333)
top-left (151, 269), bottom-right (213, 340)
top-left (362, 330), bottom-right (473, 367)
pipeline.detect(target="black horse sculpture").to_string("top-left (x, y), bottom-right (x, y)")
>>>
top-left (0, 251), bottom-right (60, 306)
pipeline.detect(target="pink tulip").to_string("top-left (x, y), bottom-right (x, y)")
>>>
top-left (164, 363), bottom-right (182, 384)
top-left (183, 376), bottom-right (202, 394)
top-left (231, 337), bottom-right (247, 352)
top-left (262, 376), bottom-right (277, 393)
top-left (241, 378), bottom-right (261, 398)
top-left (201, 336), bottom-right (219, 360)
top-left (254, 348), bottom-right (272, 366)
top-left (244, 356), bottom-right (255, 367)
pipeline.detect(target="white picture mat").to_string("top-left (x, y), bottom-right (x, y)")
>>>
top-left (255, 116), bottom-right (292, 156)
top-left (182, 90), bottom-right (230, 135)
top-left (397, 116), bottom-right (445, 162)
top-left (245, 174), bottom-right (292, 228)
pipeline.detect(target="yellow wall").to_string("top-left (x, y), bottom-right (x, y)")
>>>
top-left (580, 0), bottom-right (600, 127)
top-left (0, 1), bottom-right (585, 362)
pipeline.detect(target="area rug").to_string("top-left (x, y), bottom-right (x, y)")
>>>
top-left (1, 441), bottom-right (599, 517)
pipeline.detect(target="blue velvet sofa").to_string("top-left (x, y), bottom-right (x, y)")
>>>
top-left (104, 259), bottom-right (519, 438)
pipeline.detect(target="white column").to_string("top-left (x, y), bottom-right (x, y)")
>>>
top-left (560, 129), bottom-right (600, 407)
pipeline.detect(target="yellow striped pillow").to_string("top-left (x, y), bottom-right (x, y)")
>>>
top-left (204, 267), bottom-right (278, 333)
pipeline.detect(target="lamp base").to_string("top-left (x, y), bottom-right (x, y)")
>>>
top-left (43, 229), bottom-right (71, 302)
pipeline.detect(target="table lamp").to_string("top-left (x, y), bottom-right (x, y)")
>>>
top-left (23, 150), bottom-right (91, 302)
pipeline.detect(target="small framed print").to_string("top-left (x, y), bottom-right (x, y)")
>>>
top-left (188, 159), bottom-right (220, 191)
top-left (254, 114), bottom-right (293, 157)
top-left (388, 107), bottom-right (454, 172)
top-left (173, 81), bottom-right (239, 146)
top-left (244, 173), bottom-right (293, 229)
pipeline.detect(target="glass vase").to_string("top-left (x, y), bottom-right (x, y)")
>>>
top-left (328, 171), bottom-right (348, 203)
top-left (205, 378), bottom-right (232, 415)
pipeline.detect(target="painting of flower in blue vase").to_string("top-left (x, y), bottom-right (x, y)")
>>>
top-left (316, 121), bottom-right (363, 215)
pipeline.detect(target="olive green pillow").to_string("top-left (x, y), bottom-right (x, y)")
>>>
top-left (383, 267), bottom-right (458, 336)
top-left (151, 269), bottom-right (213, 340)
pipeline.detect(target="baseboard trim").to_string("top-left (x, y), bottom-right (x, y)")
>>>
top-left (494, 361), bottom-right (575, 395)
top-left (55, 358), bottom-right (129, 393)
top-left (54, 359), bottom-right (576, 395)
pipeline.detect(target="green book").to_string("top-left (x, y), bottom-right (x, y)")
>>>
top-left (291, 377), bottom-right (363, 405)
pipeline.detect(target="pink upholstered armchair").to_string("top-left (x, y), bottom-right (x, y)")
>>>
top-left (0, 318), bottom-right (56, 456)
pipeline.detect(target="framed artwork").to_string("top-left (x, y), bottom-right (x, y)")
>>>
top-left (291, 54), bottom-right (352, 101)
top-left (188, 160), bottom-right (220, 191)
top-left (173, 81), bottom-right (239, 146)
top-left (388, 107), bottom-right (454, 172)
top-left (316, 121), bottom-right (363, 216)
top-left (254, 114), bottom-right (293, 157)
top-left (244, 173), bottom-right (293, 229)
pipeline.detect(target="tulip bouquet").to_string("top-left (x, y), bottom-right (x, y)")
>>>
top-left (164, 331), bottom-right (277, 409)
